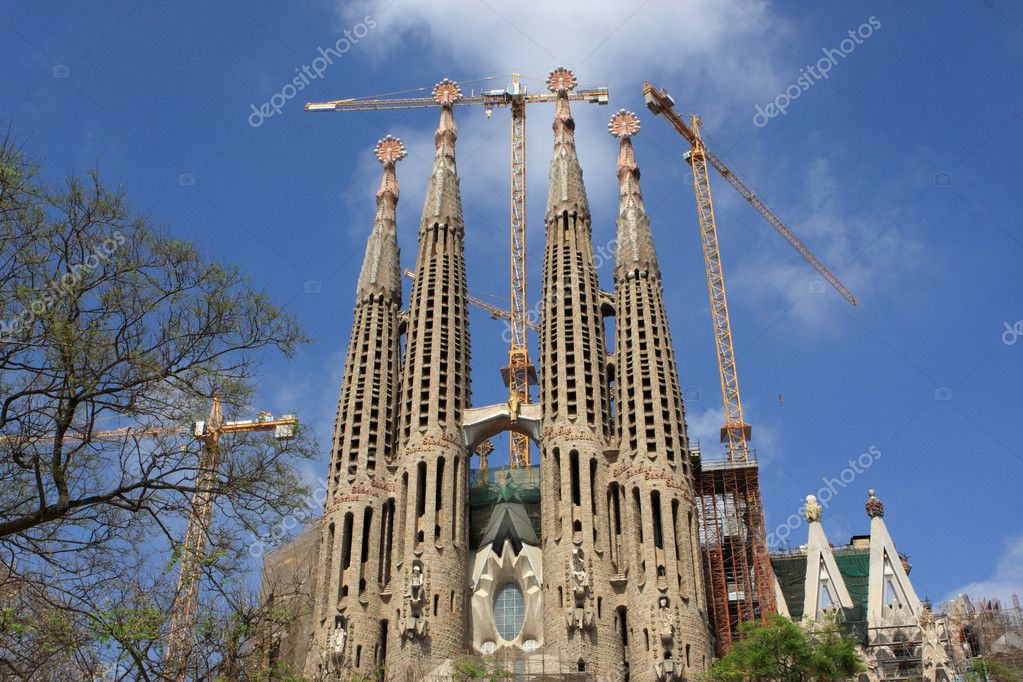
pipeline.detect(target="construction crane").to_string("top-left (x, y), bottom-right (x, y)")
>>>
top-left (308, 69), bottom-right (608, 468)
top-left (642, 81), bottom-right (857, 653)
top-left (1, 398), bottom-right (298, 675)
top-left (403, 269), bottom-right (538, 332)
top-left (643, 81), bottom-right (856, 464)
top-left (165, 397), bottom-right (297, 677)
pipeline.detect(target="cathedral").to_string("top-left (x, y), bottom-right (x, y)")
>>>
top-left (260, 71), bottom-right (956, 682)
top-left (282, 70), bottom-right (712, 681)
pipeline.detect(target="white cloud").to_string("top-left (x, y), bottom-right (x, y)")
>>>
top-left (946, 536), bottom-right (1023, 605)
top-left (336, 0), bottom-right (788, 111)
top-left (330, 0), bottom-right (924, 339)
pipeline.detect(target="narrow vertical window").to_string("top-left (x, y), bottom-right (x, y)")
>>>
top-left (633, 487), bottom-right (644, 543)
top-left (651, 491), bottom-right (664, 549)
top-left (435, 457), bottom-right (445, 539)
top-left (570, 450), bottom-right (581, 506)
top-left (553, 449), bottom-right (562, 501)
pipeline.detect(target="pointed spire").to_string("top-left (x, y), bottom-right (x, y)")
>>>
top-left (420, 78), bottom-right (463, 233)
top-left (609, 110), bottom-right (659, 279)
top-left (356, 135), bottom-right (406, 303)
top-left (545, 67), bottom-right (589, 220)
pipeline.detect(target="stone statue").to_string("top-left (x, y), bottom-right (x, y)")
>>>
top-left (918, 604), bottom-right (953, 682)
top-left (566, 548), bottom-right (594, 631)
top-left (654, 657), bottom-right (681, 681)
top-left (330, 621), bottom-right (347, 665)
top-left (658, 596), bottom-right (675, 644)
top-left (402, 562), bottom-right (429, 639)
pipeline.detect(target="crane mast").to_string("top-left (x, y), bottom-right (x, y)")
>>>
top-left (165, 397), bottom-right (297, 679)
top-left (309, 70), bottom-right (608, 468)
top-left (687, 117), bottom-right (751, 463)
top-left (506, 76), bottom-right (532, 469)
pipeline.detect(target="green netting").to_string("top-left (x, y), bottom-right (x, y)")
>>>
top-left (835, 551), bottom-right (870, 610)
top-left (834, 551), bottom-right (870, 643)
top-left (771, 555), bottom-right (808, 620)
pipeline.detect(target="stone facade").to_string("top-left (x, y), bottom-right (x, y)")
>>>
top-left (298, 75), bottom-right (711, 681)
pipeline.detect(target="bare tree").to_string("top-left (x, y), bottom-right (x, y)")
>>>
top-left (0, 133), bottom-right (318, 679)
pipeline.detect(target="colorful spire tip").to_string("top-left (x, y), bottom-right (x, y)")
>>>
top-left (374, 135), bottom-right (407, 165)
top-left (432, 78), bottom-right (462, 106)
top-left (546, 66), bottom-right (577, 93)
top-left (608, 109), bottom-right (641, 139)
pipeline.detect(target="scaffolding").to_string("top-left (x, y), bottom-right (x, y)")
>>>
top-left (696, 451), bottom-right (775, 655)
top-left (406, 648), bottom-right (596, 681)
top-left (940, 595), bottom-right (1023, 672)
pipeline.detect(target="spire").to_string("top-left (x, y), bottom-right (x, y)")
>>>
top-left (609, 109), bottom-right (659, 279)
top-left (545, 67), bottom-right (589, 220)
top-left (356, 135), bottom-right (406, 304)
top-left (420, 78), bottom-right (463, 233)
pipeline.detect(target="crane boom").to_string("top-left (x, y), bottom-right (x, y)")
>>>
top-left (642, 82), bottom-right (858, 306)
top-left (305, 89), bottom-right (608, 113)
top-left (1, 398), bottom-right (297, 677)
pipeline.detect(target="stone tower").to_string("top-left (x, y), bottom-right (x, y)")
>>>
top-left (608, 111), bottom-right (715, 680)
top-left (389, 78), bottom-right (472, 673)
top-left (537, 68), bottom-right (623, 677)
top-left (307, 135), bottom-right (406, 678)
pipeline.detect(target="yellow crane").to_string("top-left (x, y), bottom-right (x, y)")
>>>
top-left (308, 69), bottom-right (608, 468)
top-left (643, 81), bottom-right (857, 652)
top-left (165, 397), bottom-right (296, 677)
top-left (1, 398), bottom-right (298, 675)
top-left (643, 82), bottom-right (856, 464)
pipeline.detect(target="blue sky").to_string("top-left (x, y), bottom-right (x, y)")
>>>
top-left (3, 1), bottom-right (1021, 606)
